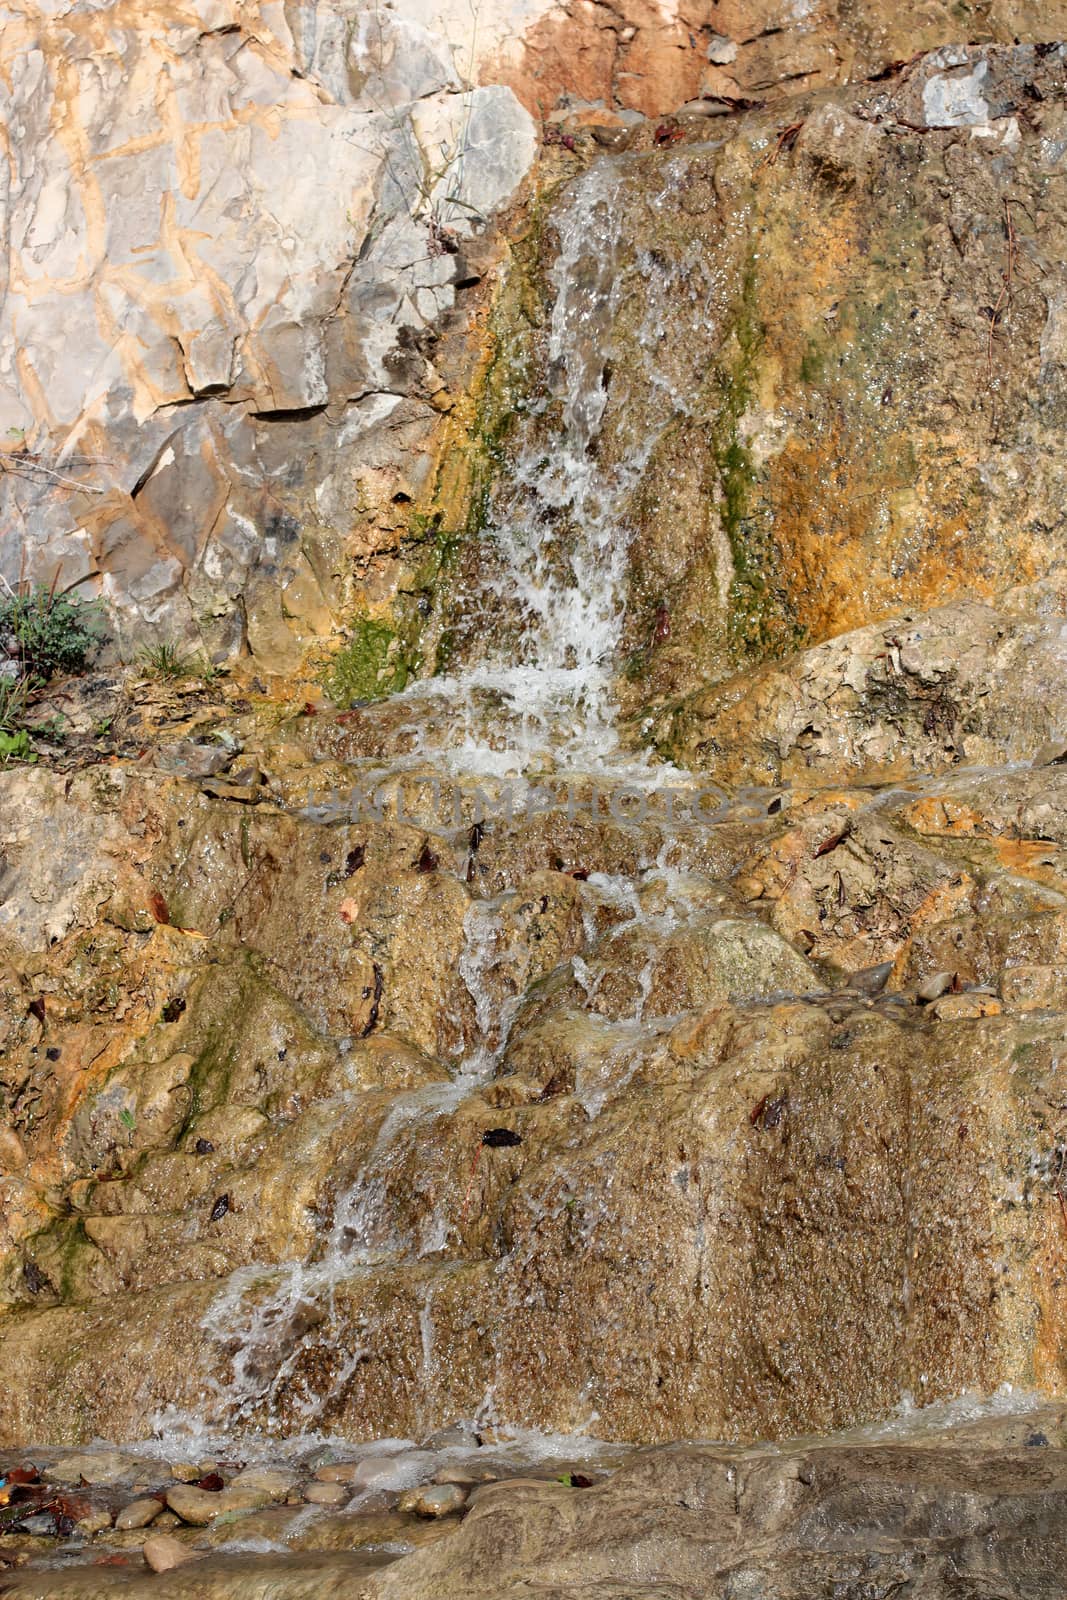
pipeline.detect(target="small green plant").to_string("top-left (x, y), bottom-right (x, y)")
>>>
top-left (139, 642), bottom-right (213, 681)
top-left (0, 676), bottom-right (34, 765)
top-left (0, 584), bottom-right (105, 682)
top-left (0, 727), bottom-right (32, 764)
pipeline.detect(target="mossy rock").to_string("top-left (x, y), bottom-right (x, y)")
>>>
top-left (321, 620), bottom-right (412, 707)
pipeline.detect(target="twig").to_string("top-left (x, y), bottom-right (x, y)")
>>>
top-left (756, 122), bottom-right (804, 171)
top-left (0, 451), bottom-right (107, 494)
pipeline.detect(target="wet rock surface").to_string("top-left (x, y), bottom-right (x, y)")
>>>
top-left (362, 1407), bottom-right (1067, 1600)
top-left (0, 1408), bottom-right (1061, 1593)
top-left (2, 685), bottom-right (1067, 1448)
top-left (4, 13), bottom-right (1067, 1599)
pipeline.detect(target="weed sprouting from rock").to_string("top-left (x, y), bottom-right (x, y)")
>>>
top-left (0, 584), bottom-right (106, 683)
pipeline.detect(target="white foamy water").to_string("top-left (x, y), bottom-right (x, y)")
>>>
top-left (340, 156), bottom-right (712, 784)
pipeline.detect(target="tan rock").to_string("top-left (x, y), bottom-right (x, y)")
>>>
top-left (303, 1481), bottom-right (350, 1507)
top-left (75, 1510), bottom-right (113, 1535)
top-left (226, 1467), bottom-right (300, 1502)
top-left (50, 1451), bottom-right (138, 1485)
top-left (657, 607), bottom-right (1067, 786)
top-left (398, 1482), bottom-right (469, 1518)
top-left (1000, 965), bottom-right (1067, 1012)
top-left (363, 1422), bottom-right (1067, 1600)
top-left (142, 1533), bottom-right (202, 1573)
top-left (314, 1462), bottom-right (362, 1484)
top-left (115, 1497), bottom-right (164, 1531)
top-left (0, 1127), bottom-right (27, 1172)
top-left (165, 1484), bottom-right (271, 1525)
top-left (929, 994), bottom-right (1004, 1021)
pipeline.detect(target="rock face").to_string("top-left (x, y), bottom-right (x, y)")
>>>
top-left (5, 13), bottom-right (1067, 679)
top-left (5, 0), bottom-right (1067, 1524)
top-left (2, 677), bottom-right (1067, 1444)
top-left (489, 2), bottom-right (1067, 120)
top-left (362, 1412), bottom-right (1067, 1600)
top-left (656, 602), bottom-right (1067, 784)
top-left (515, 43), bottom-right (1067, 715)
top-left (0, 0), bottom-right (535, 664)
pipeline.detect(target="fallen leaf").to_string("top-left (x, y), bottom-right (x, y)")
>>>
top-left (482, 1128), bottom-right (522, 1149)
top-left (148, 891), bottom-right (171, 925)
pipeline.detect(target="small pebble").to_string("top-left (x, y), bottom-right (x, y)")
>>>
top-left (169, 1462), bottom-right (201, 1483)
top-left (348, 1453), bottom-right (434, 1491)
top-left (303, 1481), bottom-right (349, 1507)
top-left (227, 1466), bottom-right (299, 1501)
top-left (116, 1498), bottom-right (163, 1531)
top-left (397, 1482), bottom-right (469, 1518)
top-left (143, 1533), bottom-right (202, 1573)
top-left (314, 1462), bottom-right (361, 1484)
top-left (75, 1510), bottom-right (113, 1535)
top-left (432, 1467), bottom-right (485, 1486)
top-left (917, 971), bottom-right (954, 1002)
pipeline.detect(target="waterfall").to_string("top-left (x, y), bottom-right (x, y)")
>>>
top-left (401, 155), bottom-right (696, 778)
top-left (189, 154), bottom-right (711, 1440)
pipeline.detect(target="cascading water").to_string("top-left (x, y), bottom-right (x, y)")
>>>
top-left (181, 157), bottom-right (708, 1441)
top-left (371, 154), bottom-right (712, 780)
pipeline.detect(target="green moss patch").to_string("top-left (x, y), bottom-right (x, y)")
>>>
top-left (321, 619), bottom-right (412, 707)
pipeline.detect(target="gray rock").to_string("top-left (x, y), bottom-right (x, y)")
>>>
top-left (154, 742), bottom-right (233, 779)
top-left (18, 1512), bottom-right (62, 1536)
top-left (0, 5), bottom-right (536, 663)
top-left (846, 961), bottom-right (894, 996)
top-left (917, 971), bottom-right (955, 1003)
